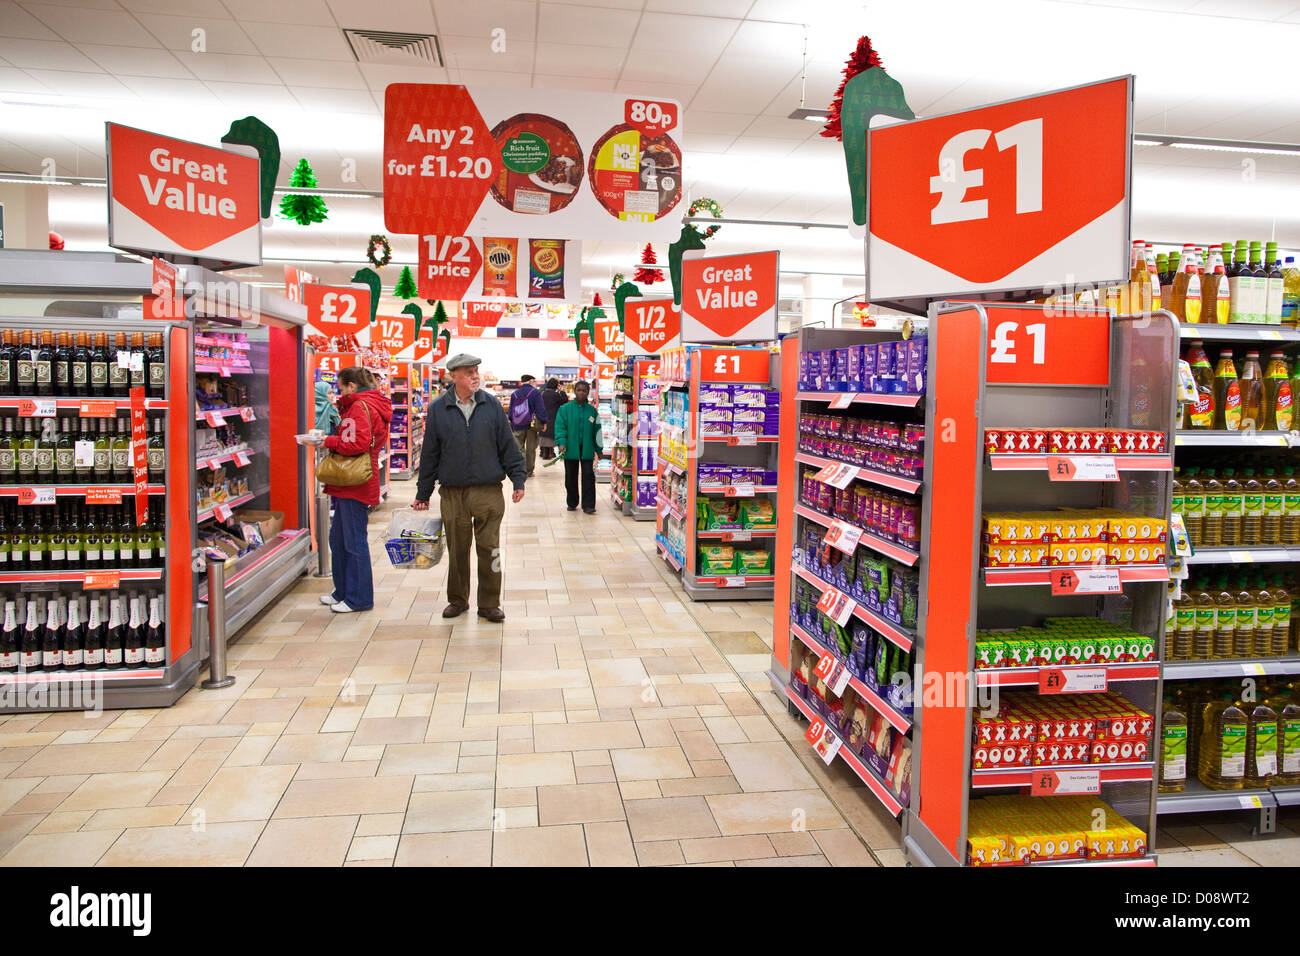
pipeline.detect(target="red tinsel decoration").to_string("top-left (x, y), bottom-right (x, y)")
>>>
top-left (593, 292), bottom-right (603, 306)
top-left (633, 243), bottom-right (663, 285)
top-left (821, 36), bottom-right (885, 141)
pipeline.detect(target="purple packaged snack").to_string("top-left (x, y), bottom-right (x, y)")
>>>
top-left (798, 351), bottom-right (810, 389)
top-left (699, 385), bottom-right (730, 403)
top-left (862, 344), bottom-right (878, 391)
top-left (907, 336), bottom-right (928, 395)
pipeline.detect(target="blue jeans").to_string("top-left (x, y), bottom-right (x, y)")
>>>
top-left (330, 497), bottom-right (373, 610)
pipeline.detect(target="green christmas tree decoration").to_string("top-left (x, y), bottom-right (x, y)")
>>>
top-left (429, 300), bottom-right (450, 337)
top-left (221, 116), bottom-right (280, 219)
top-left (279, 158), bottom-right (328, 226)
top-left (349, 268), bottom-right (381, 325)
top-left (394, 265), bottom-right (418, 300)
top-left (668, 224), bottom-right (708, 306)
top-left (614, 281), bottom-right (641, 332)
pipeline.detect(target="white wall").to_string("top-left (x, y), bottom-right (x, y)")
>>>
top-left (442, 336), bottom-right (585, 381)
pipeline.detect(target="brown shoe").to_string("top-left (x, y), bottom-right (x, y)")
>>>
top-left (442, 603), bottom-right (468, 618)
top-left (477, 607), bottom-right (505, 623)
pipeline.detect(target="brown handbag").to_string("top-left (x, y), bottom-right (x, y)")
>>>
top-left (315, 400), bottom-right (374, 487)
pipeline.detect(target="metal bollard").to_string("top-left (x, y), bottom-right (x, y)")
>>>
top-left (314, 494), bottom-right (331, 577)
top-left (201, 556), bottom-right (236, 690)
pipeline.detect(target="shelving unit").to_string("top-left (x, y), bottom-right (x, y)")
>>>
top-left (655, 345), bottom-right (779, 602)
top-left (388, 364), bottom-right (422, 480)
top-left (609, 356), bottom-right (660, 517)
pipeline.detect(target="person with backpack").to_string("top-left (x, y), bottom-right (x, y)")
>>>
top-left (553, 379), bottom-right (603, 514)
top-left (508, 374), bottom-right (548, 477)
top-left (538, 377), bottom-right (568, 461)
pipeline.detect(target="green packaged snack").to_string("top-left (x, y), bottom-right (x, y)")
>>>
top-left (701, 498), bottom-right (741, 530)
top-left (698, 545), bottom-right (736, 575)
top-left (986, 641), bottom-right (1007, 668)
top-left (740, 498), bottom-right (776, 529)
top-left (736, 548), bottom-right (773, 575)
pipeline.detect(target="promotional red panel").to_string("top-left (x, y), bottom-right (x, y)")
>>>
top-left (624, 297), bottom-right (679, 355)
top-left (680, 250), bottom-right (779, 343)
top-left (412, 323), bottom-right (434, 362)
top-left (107, 123), bottom-right (261, 266)
top-left (867, 76), bottom-right (1131, 300)
top-left (129, 387), bottom-right (148, 525)
top-left (577, 330), bottom-right (595, 364)
top-left (314, 353), bottom-right (359, 376)
top-left (383, 84), bottom-right (498, 236)
top-left (699, 347), bottom-right (771, 383)
top-left (418, 234), bottom-right (482, 301)
top-left (461, 300), bottom-right (506, 330)
top-left (373, 314), bottom-right (416, 358)
top-left (304, 284), bottom-right (372, 341)
top-left (624, 98), bottom-right (679, 137)
top-left (592, 318), bottom-right (625, 362)
top-left (983, 304), bottom-right (1110, 387)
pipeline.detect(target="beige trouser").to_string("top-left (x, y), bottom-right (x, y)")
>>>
top-left (514, 428), bottom-right (538, 475)
top-left (439, 483), bottom-right (505, 609)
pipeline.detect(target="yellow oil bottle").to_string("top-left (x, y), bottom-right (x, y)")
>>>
top-left (1146, 243), bottom-right (1161, 312)
top-left (1269, 576), bottom-right (1292, 657)
top-left (1238, 350), bottom-right (1264, 431)
top-left (1212, 575), bottom-right (1237, 659)
top-left (1284, 468), bottom-right (1300, 545)
top-left (1275, 693), bottom-right (1300, 785)
top-left (1202, 245), bottom-right (1229, 324)
top-left (1192, 581), bottom-right (1216, 660)
top-left (1233, 576), bottom-right (1257, 658)
top-left (1202, 469), bottom-right (1224, 546)
top-left (1183, 467), bottom-right (1205, 546)
top-left (1198, 692), bottom-right (1247, 790)
top-left (1185, 342), bottom-right (1215, 430)
top-left (1173, 588), bottom-right (1195, 661)
top-left (1242, 468), bottom-right (1264, 546)
top-left (1253, 576), bottom-right (1276, 658)
top-left (1211, 350), bottom-right (1241, 431)
top-left (1263, 352), bottom-right (1293, 430)
top-left (1262, 468), bottom-right (1284, 545)
top-left (1220, 469), bottom-right (1243, 547)
top-left (1159, 697), bottom-right (1188, 793)
top-left (1241, 696), bottom-right (1278, 788)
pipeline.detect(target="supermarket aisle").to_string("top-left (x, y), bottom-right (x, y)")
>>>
top-left (0, 464), bottom-right (901, 867)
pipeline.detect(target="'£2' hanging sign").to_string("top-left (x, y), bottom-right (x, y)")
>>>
top-left (866, 76), bottom-right (1132, 302)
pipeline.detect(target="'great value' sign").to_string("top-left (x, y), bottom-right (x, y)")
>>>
top-left (680, 251), bottom-right (779, 343)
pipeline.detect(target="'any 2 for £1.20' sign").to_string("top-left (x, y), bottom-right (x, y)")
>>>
top-left (866, 76), bottom-right (1131, 302)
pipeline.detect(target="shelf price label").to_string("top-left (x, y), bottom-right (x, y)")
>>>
top-left (206, 458), bottom-right (222, 472)
top-left (829, 393), bottom-right (856, 410)
top-left (79, 401), bottom-right (117, 418)
top-left (814, 653), bottom-right (853, 697)
top-left (239, 406), bottom-right (256, 422)
top-left (716, 576), bottom-right (747, 588)
top-left (1047, 455), bottom-right (1118, 482)
top-left (1031, 769), bottom-right (1100, 796)
top-left (233, 451), bottom-right (251, 468)
top-left (17, 486), bottom-right (56, 506)
top-left (213, 503), bottom-right (233, 522)
top-left (17, 399), bottom-right (56, 417)
top-left (823, 520), bottom-right (863, 556)
top-left (723, 531), bottom-right (752, 542)
top-left (804, 717), bottom-right (843, 765)
top-left (83, 571), bottom-right (121, 590)
top-left (203, 411), bottom-right (223, 427)
top-left (1038, 667), bottom-right (1108, 694)
top-left (814, 462), bottom-right (857, 489)
top-left (815, 585), bottom-right (855, 627)
top-left (1050, 567), bottom-right (1121, 595)
top-left (85, 488), bottom-right (123, 506)
top-left (727, 434), bottom-right (758, 447)
top-left (724, 485), bottom-right (755, 498)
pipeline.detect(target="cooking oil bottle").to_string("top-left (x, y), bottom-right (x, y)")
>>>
top-left (1198, 691), bottom-right (1247, 790)
top-left (1220, 469), bottom-right (1244, 547)
top-left (1242, 694), bottom-right (1278, 788)
top-left (1274, 690), bottom-right (1300, 785)
top-left (1238, 351), bottom-right (1264, 431)
top-left (1284, 468), bottom-right (1300, 545)
top-left (1253, 576), bottom-right (1276, 657)
top-left (1212, 350), bottom-right (1242, 431)
top-left (1282, 256), bottom-right (1300, 327)
top-left (1270, 575), bottom-right (1292, 657)
top-left (1242, 467), bottom-right (1264, 545)
top-left (1173, 587), bottom-right (1195, 661)
top-left (1234, 575), bottom-right (1258, 658)
top-left (1261, 468), bottom-right (1284, 545)
top-left (1202, 468), bottom-right (1224, 546)
top-left (1159, 696), bottom-right (1188, 793)
top-left (1146, 243), bottom-right (1161, 312)
top-left (1185, 342), bottom-right (1215, 430)
top-left (1263, 352), bottom-right (1292, 431)
top-left (1183, 467), bottom-right (1206, 546)
top-left (1192, 579), bottom-right (1217, 660)
top-left (1265, 241), bottom-right (1284, 323)
top-left (1213, 574), bottom-right (1237, 658)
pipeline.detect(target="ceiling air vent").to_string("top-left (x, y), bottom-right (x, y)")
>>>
top-left (343, 30), bottom-right (443, 67)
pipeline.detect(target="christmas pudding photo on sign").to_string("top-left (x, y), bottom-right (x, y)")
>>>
top-left (489, 113), bottom-right (584, 215)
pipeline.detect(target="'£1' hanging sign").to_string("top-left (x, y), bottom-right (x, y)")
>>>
top-left (866, 76), bottom-right (1132, 302)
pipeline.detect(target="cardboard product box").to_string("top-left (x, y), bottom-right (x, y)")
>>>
top-left (232, 509), bottom-right (284, 542)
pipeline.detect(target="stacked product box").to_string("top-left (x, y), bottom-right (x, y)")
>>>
top-left (798, 337), bottom-right (927, 396)
top-left (698, 464), bottom-right (777, 489)
top-left (800, 467), bottom-right (921, 553)
top-left (971, 691), bottom-right (1154, 770)
top-left (697, 544), bottom-right (774, 576)
top-left (661, 389), bottom-right (688, 429)
top-left (975, 618), bottom-right (1157, 669)
top-left (699, 384), bottom-right (780, 437)
top-left (967, 796), bottom-right (1148, 866)
top-left (981, 510), bottom-right (1169, 567)
top-left (799, 412), bottom-right (925, 479)
top-left (697, 496), bottom-right (776, 531)
top-left (635, 476), bottom-right (657, 508)
top-left (986, 426), bottom-right (1167, 456)
top-left (796, 525), bottom-right (920, 629)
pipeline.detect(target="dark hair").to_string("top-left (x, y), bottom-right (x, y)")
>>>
top-left (338, 366), bottom-right (375, 390)
top-left (574, 379), bottom-right (591, 392)
top-left (546, 377), bottom-right (560, 389)
top-left (520, 374), bottom-right (535, 383)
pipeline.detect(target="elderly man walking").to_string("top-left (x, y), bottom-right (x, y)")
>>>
top-left (413, 354), bottom-right (526, 623)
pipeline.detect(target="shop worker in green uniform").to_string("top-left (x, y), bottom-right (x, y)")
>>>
top-left (553, 379), bottom-right (603, 514)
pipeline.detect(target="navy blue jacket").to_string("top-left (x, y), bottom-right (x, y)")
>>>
top-left (416, 388), bottom-right (527, 499)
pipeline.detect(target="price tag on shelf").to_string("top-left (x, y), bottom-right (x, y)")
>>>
top-left (17, 486), bottom-right (56, 506)
top-left (239, 407), bottom-right (255, 422)
top-left (83, 570), bottom-right (121, 590)
top-left (74, 440), bottom-right (95, 468)
top-left (815, 653), bottom-right (853, 696)
top-left (728, 435), bottom-right (758, 447)
top-left (214, 503), bottom-right (233, 522)
top-left (716, 576), bottom-right (747, 588)
top-left (723, 531), bottom-right (752, 542)
top-left (233, 451), bottom-right (251, 468)
top-left (78, 401), bottom-right (116, 418)
top-left (1230, 550), bottom-right (1254, 563)
top-left (1238, 795), bottom-right (1265, 809)
top-left (1240, 662), bottom-right (1268, 676)
top-left (822, 463), bottom-right (857, 489)
top-left (1047, 456), bottom-right (1118, 482)
top-left (207, 457), bottom-right (222, 472)
top-left (219, 366), bottom-right (230, 378)
top-left (804, 717), bottom-right (843, 765)
top-left (815, 585), bottom-right (854, 627)
top-left (85, 488), bottom-right (123, 506)
top-left (829, 393), bottom-right (856, 410)
top-left (724, 485), bottom-right (755, 498)
top-left (1262, 330), bottom-right (1283, 341)
top-left (1050, 567), bottom-right (1121, 595)
top-left (203, 411), bottom-right (223, 427)
top-left (116, 352), bottom-right (131, 370)
top-left (1038, 667), bottom-right (1108, 694)
top-left (823, 520), bottom-right (863, 555)
top-left (17, 399), bottom-right (55, 417)
top-left (1030, 769), bottom-right (1100, 796)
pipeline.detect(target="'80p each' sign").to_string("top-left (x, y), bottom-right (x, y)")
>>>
top-left (866, 76), bottom-right (1131, 303)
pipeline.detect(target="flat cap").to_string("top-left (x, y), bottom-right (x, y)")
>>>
top-left (444, 353), bottom-right (482, 370)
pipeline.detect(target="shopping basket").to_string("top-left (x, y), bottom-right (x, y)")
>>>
top-left (383, 508), bottom-right (444, 569)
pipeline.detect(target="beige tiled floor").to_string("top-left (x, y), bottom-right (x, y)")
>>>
top-left (2, 466), bottom-right (1294, 866)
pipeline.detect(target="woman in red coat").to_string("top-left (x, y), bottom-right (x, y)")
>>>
top-left (319, 366), bottom-right (392, 612)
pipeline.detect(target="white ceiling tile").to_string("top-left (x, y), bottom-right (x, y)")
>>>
top-left (530, 73), bottom-right (614, 91)
top-left (632, 12), bottom-right (737, 53)
top-left (742, 115), bottom-right (820, 140)
top-left (689, 111), bottom-right (751, 134)
top-left (22, 3), bottom-right (157, 45)
top-left (722, 19), bottom-right (806, 57)
top-left (269, 57), bottom-right (366, 90)
top-left (116, 74), bottom-right (222, 107)
top-left (689, 56), bottom-right (795, 112)
top-left (613, 79), bottom-right (697, 104)
top-left (0, 66), bottom-right (53, 93)
top-left (451, 67), bottom-right (533, 88)
top-left (220, 0), bottom-right (335, 26)
top-left (118, 0), bottom-right (221, 15)
top-left (537, 2), bottom-right (640, 47)
top-left (201, 79), bottom-right (291, 110)
top-left (440, 35), bottom-right (536, 73)
top-left (327, 0), bottom-right (437, 32)
top-left (184, 52), bottom-right (281, 84)
top-left (21, 69), bottom-right (133, 99)
top-left (0, 139), bottom-right (46, 170)
top-left (357, 61), bottom-right (450, 90)
top-left (244, 21), bottom-right (355, 59)
top-left (15, 0), bottom-right (119, 8)
top-left (79, 45), bottom-right (192, 79)
top-left (134, 14), bottom-right (259, 55)
top-left (532, 42), bottom-right (626, 78)
top-left (0, 1), bottom-right (60, 39)
top-left (683, 133), bottom-right (735, 151)
top-left (646, 0), bottom-right (752, 15)
top-left (433, 0), bottom-right (538, 42)
top-left (291, 85), bottom-right (380, 114)
top-left (725, 136), bottom-right (799, 157)
top-left (620, 49), bottom-right (714, 84)
top-left (0, 37), bottom-right (100, 70)
top-left (1187, 0), bottom-right (1300, 17)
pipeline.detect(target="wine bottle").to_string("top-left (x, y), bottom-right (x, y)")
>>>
top-left (54, 331), bottom-right (71, 396)
top-left (35, 331), bottom-right (53, 397)
top-left (17, 417), bottom-right (36, 484)
top-left (100, 505), bottom-right (118, 568)
top-left (0, 329), bottom-right (14, 394)
top-left (103, 594), bottom-right (124, 669)
top-left (129, 333), bottom-right (146, 393)
top-left (62, 595), bottom-right (83, 670)
top-left (71, 332), bottom-right (90, 397)
top-left (10, 503), bottom-right (27, 572)
top-left (147, 417), bottom-right (165, 480)
top-left (147, 333), bottom-right (165, 398)
top-left (93, 418), bottom-right (111, 484)
top-left (64, 502), bottom-right (82, 571)
top-left (55, 416), bottom-right (75, 485)
top-left (19, 598), bottom-right (40, 672)
top-left (124, 595), bottom-right (144, 669)
top-left (47, 501), bottom-right (65, 573)
top-left (136, 501), bottom-right (154, 568)
top-left (27, 505), bottom-right (46, 572)
top-left (82, 595), bottom-right (104, 670)
top-left (0, 502), bottom-right (10, 574)
top-left (41, 596), bottom-right (61, 671)
top-left (89, 333), bottom-right (109, 397)
top-left (110, 415), bottom-right (130, 483)
top-left (15, 330), bottom-right (34, 397)
top-left (74, 417), bottom-right (94, 483)
top-left (0, 417), bottom-right (16, 485)
top-left (144, 595), bottom-right (165, 667)
top-left (153, 500), bottom-right (166, 563)
top-left (83, 503), bottom-right (101, 570)
top-left (34, 417), bottom-right (56, 485)
top-left (0, 598), bottom-right (18, 674)
top-left (109, 332), bottom-right (129, 398)
top-left (117, 503), bottom-right (135, 569)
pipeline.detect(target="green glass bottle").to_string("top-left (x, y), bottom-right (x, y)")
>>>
top-left (93, 419), bottom-right (111, 485)
top-left (54, 416), bottom-right (75, 485)
top-left (64, 501), bottom-right (82, 570)
top-left (17, 417), bottom-right (36, 485)
top-left (0, 417), bottom-right (17, 485)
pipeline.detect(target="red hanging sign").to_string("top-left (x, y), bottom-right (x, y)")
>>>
top-left (699, 347), bottom-right (770, 383)
top-left (304, 284), bottom-right (372, 340)
top-left (624, 297), bottom-right (679, 354)
top-left (680, 250), bottom-right (780, 343)
top-left (129, 387), bottom-right (148, 526)
top-left (418, 234), bottom-right (482, 301)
